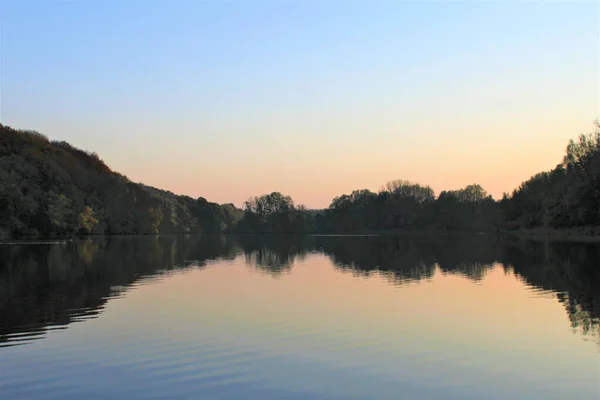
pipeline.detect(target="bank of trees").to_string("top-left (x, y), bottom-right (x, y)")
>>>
top-left (233, 182), bottom-right (500, 233)
top-left (315, 181), bottom-right (500, 232)
top-left (237, 122), bottom-right (600, 233)
top-left (0, 124), bottom-right (243, 238)
top-left (501, 121), bottom-right (600, 229)
top-left (2, 121), bottom-right (599, 237)
top-left (234, 192), bottom-right (315, 233)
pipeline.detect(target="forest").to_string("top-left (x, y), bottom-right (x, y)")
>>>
top-left (235, 120), bottom-right (600, 234)
top-left (0, 123), bottom-right (243, 238)
top-left (1, 121), bottom-right (599, 238)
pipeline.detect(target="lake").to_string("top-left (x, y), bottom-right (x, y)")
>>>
top-left (0, 234), bottom-right (598, 399)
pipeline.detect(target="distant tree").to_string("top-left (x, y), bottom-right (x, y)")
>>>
top-left (502, 120), bottom-right (600, 228)
top-left (563, 122), bottom-right (600, 168)
top-left (457, 184), bottom-right (489, 202)
top-left (381, 179), bottom-right (435, 203)
top-left (78, 206), bottom-right (98, 233)
top-left (47, 192), bottom-right (73, 233)
top-left (236, 192), bottom-right (315, 233)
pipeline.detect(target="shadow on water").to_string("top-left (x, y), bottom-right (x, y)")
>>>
top-left (0, 234), bottom-right (598, 348)
top-left (0, 235), bottom-right (238, 347)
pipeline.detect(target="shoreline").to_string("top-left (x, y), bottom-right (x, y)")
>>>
top-left (3, 227), bottom-right (600, 243)
top-left (500, 227), bottom-right (600, 242)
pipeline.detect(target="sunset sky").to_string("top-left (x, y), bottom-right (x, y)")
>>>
top-left (2, 1), bottom-right (598, 208)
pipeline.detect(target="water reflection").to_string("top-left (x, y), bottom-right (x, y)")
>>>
top-left (500, 240), bottom-right (600, 339)
top-left (0, 234), bottom-right (598, 349)
top-left (236, 235), bottom-right (315, 277)
top-left (0, 235), bottom-right (238, 347)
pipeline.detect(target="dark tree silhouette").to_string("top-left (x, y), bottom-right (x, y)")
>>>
top-left (1, 120), bottom-right (599, 237)
top-left (0, 124), bottom-right (243, 238)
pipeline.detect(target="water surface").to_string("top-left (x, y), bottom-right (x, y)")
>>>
top-left (1, 235), bottom-right (598, 399)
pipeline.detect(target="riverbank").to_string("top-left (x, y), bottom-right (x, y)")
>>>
top-left (3, 227), bottom-right (600, 243)
top-left (501, 226), bottom-right (600, 242)
top-left (234, 227), bottom-right (600, 242)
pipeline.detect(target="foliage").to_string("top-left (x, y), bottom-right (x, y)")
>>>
top-left (77, 206), bottom-right (98, 233)
top-left (318, 180), bottom-right (500, 233)
top-left (234, 192), bottom-right (314, 233)
top-left (2, 120), bottom-right (599, 237)
top-left (501, 120), bottom-right (600, 229)
top-left (0, 124), bottom-right (243, 237)
top-left (235, 122), bottom-right (600, 233)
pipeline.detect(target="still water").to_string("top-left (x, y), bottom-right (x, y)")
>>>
top-left (0, 234), bottom-right (598, 399)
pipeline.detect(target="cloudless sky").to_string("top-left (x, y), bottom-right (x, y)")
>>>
top-left (1, 1), bottom-right (598, 208)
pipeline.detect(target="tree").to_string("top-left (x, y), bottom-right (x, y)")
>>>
top-left (457, 184), bottom-right (489, 202)
top-left (381, 179), bottom-right (435, 203)
top-left (47, 192), bottom-right (73, 233)
top-left (78, 206), bottom-right (98, 233)
top-left (501, 121), bottom-right (600, 228)
top-left (238, 192), bottom-right (304, 233)
top-left (0, 124), bottom-right (242, 237)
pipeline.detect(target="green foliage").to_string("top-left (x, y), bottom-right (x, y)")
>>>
top-left (0, 124), bottom-right (242, 237)
top-left (2, 120), bottom-right (598, 237)
top-left (78, 206), bottom-right (98, 233)
top-left (47, 192), bottom-right (73, 232)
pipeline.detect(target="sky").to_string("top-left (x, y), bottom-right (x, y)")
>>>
top-left (1, 1), bottom-right (598, 208)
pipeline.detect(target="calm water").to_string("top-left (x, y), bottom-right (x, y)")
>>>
top-left (0, 234), bottom-right (599, 400)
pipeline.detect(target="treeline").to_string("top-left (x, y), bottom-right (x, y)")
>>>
top-left (1, 121), bottom-right (599, 238)
top-left (500, 123), bottom-right (600, 228)
top-left (233, 182), bottom-right (500, 233)
top-left (0, 124), bottom-right (243, 238)
top-left (235, 122), bottom-right (600, 233)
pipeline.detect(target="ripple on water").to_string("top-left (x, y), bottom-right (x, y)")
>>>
top-left (1, 235), bottom-right (599, 400)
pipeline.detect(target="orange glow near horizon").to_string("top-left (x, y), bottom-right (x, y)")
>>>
top-left (107, 116), bottom-right (596, 208)
top-left (3, 3), bottom-right (598, 209)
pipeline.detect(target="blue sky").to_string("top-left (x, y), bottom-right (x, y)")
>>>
top-left (1, 1), bottom-right (598, 207)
